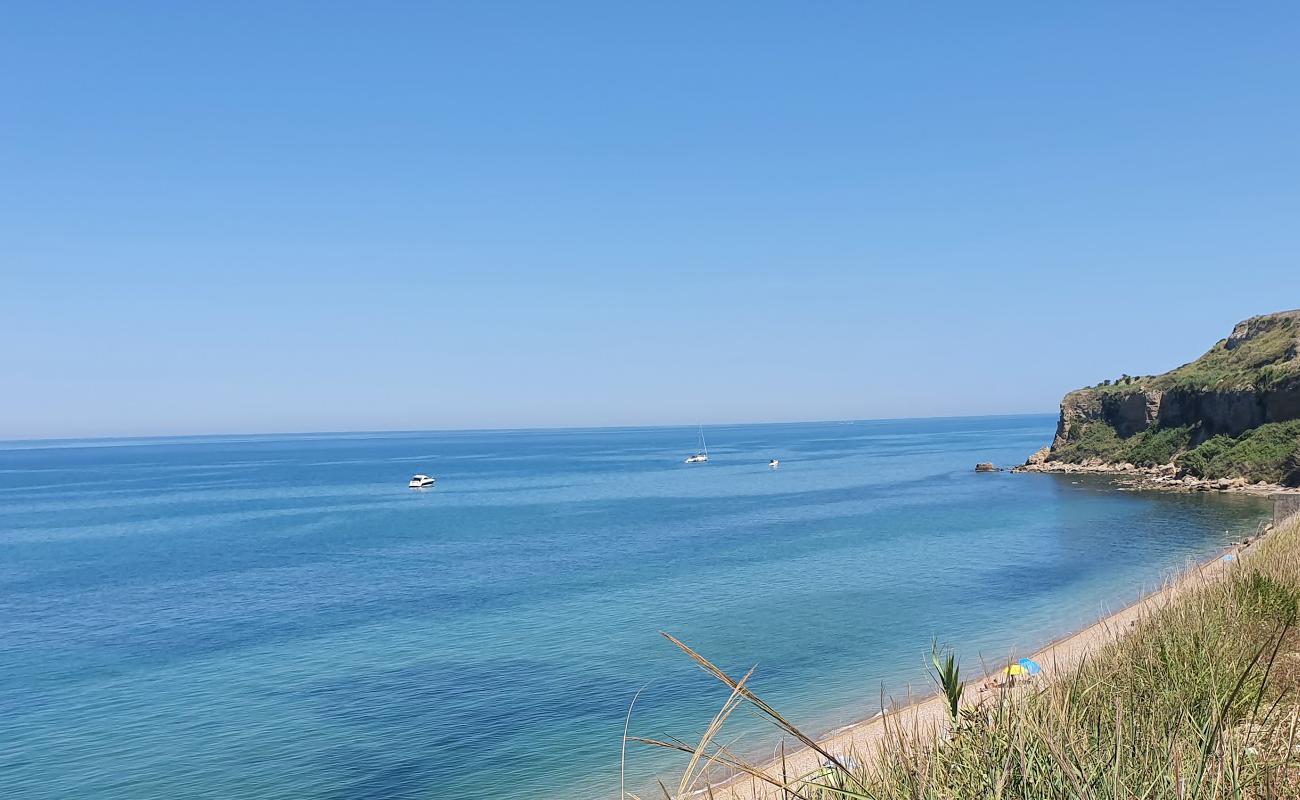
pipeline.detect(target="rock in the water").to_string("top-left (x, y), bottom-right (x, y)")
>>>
top-left (975, 462), bottom-right (998, 473)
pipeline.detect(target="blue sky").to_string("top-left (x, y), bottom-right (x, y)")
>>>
top-left (3, 3), bottom-right (1298, 438)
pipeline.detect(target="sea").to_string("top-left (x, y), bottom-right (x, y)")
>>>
top-left (0, 416), bottom-right (1273, 799)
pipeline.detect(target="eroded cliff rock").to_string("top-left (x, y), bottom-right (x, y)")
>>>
top-left (1024, 309), bottom-right (1300, 489)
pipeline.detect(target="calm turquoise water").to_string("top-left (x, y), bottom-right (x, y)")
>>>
top-left (0, 417), bottom-right (1271, 799)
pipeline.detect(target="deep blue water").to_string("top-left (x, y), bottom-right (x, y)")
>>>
top-left (0, 417), bottom-right (1272, 799)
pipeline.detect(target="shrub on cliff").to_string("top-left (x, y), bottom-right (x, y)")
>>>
top-left (1126, 425), bottom-right (1192, 467)
top-left (1281, 441), bottom-right (1300, 488)
top-left (1177, 434), bottom-right (1233, 478)
top-left (1164, 313), bottom-right (1300, 391)
top-left (1055, 423), bottom-right (1193, 467)
top-left (1055, 422), bottom-right (1125, 462)
top-left (1178, 421), bottom-right (1300, 483)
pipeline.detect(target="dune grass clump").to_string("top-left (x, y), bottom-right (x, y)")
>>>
top-left (634, 521), bottom-right (1300, 799)
top-left (929, 642), bottom-right (964, 723)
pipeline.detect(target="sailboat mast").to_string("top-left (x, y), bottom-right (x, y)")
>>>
top-left (699, 424), bottom-right (708, 456)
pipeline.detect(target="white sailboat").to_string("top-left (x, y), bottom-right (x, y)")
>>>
top-left (684, 425), bottom-right (709, 464)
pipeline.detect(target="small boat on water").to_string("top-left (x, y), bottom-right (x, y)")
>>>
top-left (769, 459), bottom-right (780, 469)
top-left (684, 425), bottom-right (709, 464)
top-left (408, 474), bottom-right (436, 488)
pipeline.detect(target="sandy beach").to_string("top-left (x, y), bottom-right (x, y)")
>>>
top-left (686, 522), bottom-right (1277, 799)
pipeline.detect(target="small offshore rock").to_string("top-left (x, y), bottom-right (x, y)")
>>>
top-left (975, 462), bottom-right (999, 473)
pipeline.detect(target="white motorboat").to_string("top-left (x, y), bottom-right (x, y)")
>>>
top-left (408, 474), bottom-right (436, 488)
top-left (684, 425), bottom-right (709, 464)
top-left (768, 459), bottom-right (780, 469)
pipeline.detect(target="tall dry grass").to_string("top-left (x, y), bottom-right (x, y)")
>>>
top-left (631, 519), bottom-right (1300, 799)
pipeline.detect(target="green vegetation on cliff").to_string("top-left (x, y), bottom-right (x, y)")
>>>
top-left (1054, 422), bottom-right (1192, 467)
top-left (1055, 426), bottom-right (1190, 468)
top-left (1044, 310), bottom-right (1300, 485)
top-left (1053, 420), bottom-right (1300, 484)
top-left (1178, 420), bottom-right (1300, 484)
top-left (1089, 312), bottom-right (1299, 394)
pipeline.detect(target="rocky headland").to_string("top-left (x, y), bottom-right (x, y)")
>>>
top-left (1014, 309), bottom-right (1300, 495)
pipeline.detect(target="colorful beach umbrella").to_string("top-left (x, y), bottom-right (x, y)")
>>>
top-left (1006, 664), bottom-right (1027, 676)
top-left (1018, 658), bottom-right (1042, 675)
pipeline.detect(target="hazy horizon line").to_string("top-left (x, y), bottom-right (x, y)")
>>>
top-left (0, 410), bottom-right (1057, 449)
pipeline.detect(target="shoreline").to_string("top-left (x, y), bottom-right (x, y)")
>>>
top-left (1011, 457), bottom-right (1299, 496)
top-left (685, 517), bottom-right (1278, 799)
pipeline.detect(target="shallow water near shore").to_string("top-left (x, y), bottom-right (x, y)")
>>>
top-left (0, 416), bottom-right (1272, 799)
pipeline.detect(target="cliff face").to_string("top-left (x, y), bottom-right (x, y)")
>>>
top-left (1156, 381), bottom-right (1300, 434)
top-left (1053, 377), bottom-right (1300, 449)
top-left (1039, 310), bottom-right (1300, 486)
top-left (1052, 389), bottom-right (1159, 446)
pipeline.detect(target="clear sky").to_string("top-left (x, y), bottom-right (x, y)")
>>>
top-left (3, 3), bottom-right (1298, 439)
